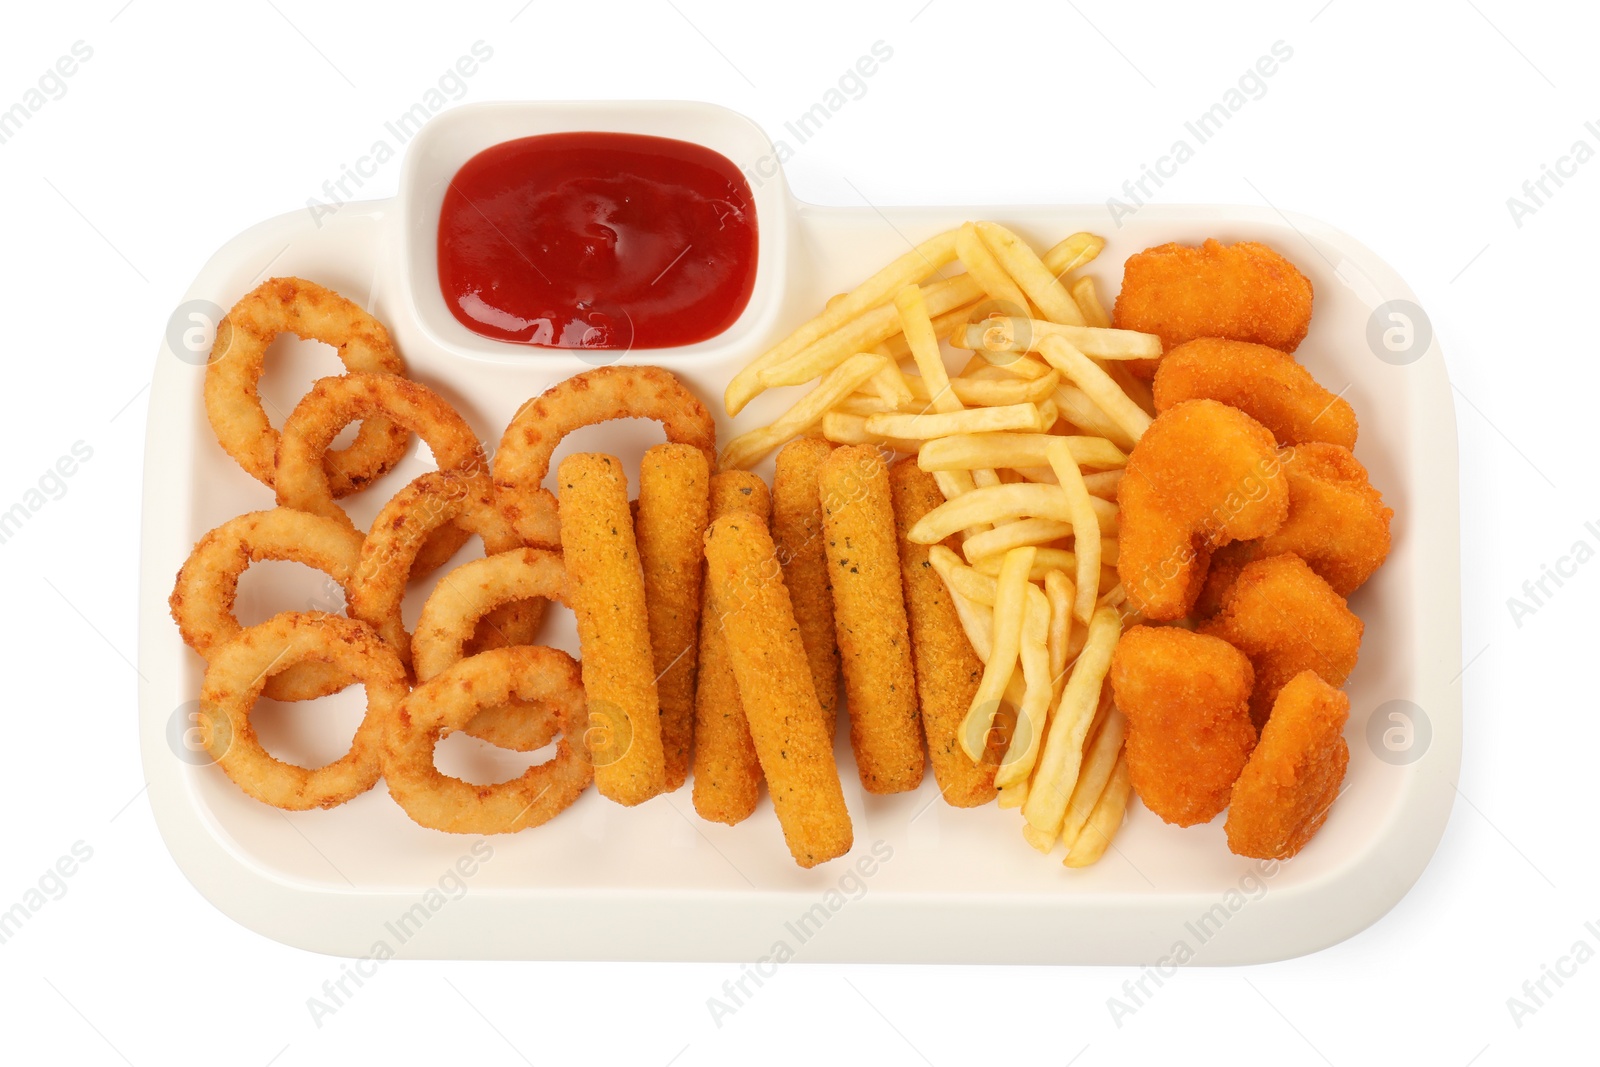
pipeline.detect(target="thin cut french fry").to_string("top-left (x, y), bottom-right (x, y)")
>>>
top-left (960, 518), bottom-right (1076, 563)
top-left (1045, 569), bottom-right (1074, 697)
top-left (973, 547), bottom-right (1079, 582)
top-left (951, 318), bottom-right (1162, 360)
top-left (997, 778), bottom-right (1029, 809)
top-left (1046, 438), bottom-right (1102, 624)
top-left (1059, 709), bottom-right (1127, 852)
top-left (1064, 752), bottom-right (1132, 868)
top-left (957, 546), bottom-right (1033, 760)
top-left (1053, 384), bottom-right (1135, 451)
top-left (1042, 232), bottom-right (1106, 277)
top-left (725, 230), bottom-right (959, 414)
top-left (917, 432), bottom-right (1126, 474)
top-left (1039, 335), bottom-right (1152, 444)
top-left (976, 221), bottom-right (1086, 326)
top-left (865, 403), bottom-right (1047, 440)
top-left (907, 483), bottom-right (1117, 545)
top-left (1070, 276), bottom-right (1111, 329)
top-left (995, 584), bottom-right (1052, 788)
top-left (896, 285), bottom-right (961, 414)
top-left (720, 353), bottom-right (888, 470)
top-left (1084, 470), bottom-right (1125, 498)
top-left (905, 370), bottom-right (1061, 408)
top-left (957, 222), bottom-right (1029, 317)
top-left (819, 411), bottom-right (921, 453)
top-left (1022, 606), bottom-right (1121, 837)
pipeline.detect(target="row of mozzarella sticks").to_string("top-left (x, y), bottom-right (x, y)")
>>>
top-left (560, 438), bottom-right (992, 869)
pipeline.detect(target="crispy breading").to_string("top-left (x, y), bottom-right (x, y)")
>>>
top-left (1199, 555), bottom-right (1363, 728)
top-left (704, 513), bottom-right (853, 867)
top-left (1226, 671), bottom-right (1350, 859)
top-left (773, 437), bottom-right (841, 734)
top-left (1152, 337), bottom-right (1357, 448)
top-left (557, 453), bottom-right (667, 806)
top-left (819, 445), bottom-right (925, 794)
top-left (889, 458), bottom-right (999, 807)
top-left (636, 443), bottom-right (711, 791)
top-left (1110, 626), bottom-right (1257, 827)
top-left (691, 471), bottom-right (771, 825)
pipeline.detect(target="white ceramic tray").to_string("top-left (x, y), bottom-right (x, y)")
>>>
top-left (138, 101), bottom-right (1461, 964)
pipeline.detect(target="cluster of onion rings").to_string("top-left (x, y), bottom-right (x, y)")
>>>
top-left (204, 277), bottom-right (409, 495)
top-left (182, 283), bottom-right (719, 831)
top-left (383, 646), bottom-right (593, 834)
top-left (169, 508), bottom-right (365, 702)
top-left (411, 548), bottom-right (570, 752)
top-left (198, 612), bottom-right (408, 810)
top-left (493, 365), bottom-right (717, 546)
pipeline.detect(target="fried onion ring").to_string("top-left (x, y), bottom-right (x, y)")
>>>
top-left (383, 646), bottom-right (593, 834)
top-left (412, 548), bottom-right (569, 752)
top-left (275, 372), bottom-right (487, 537)
top-left (169, 508), bottom-right (364, 702)
top-left (198, 612), bottom-right (407, 810)
top-left (204, 277), bottom-right (409, 495)
top-left (492, 366), bottom-right (717, 546)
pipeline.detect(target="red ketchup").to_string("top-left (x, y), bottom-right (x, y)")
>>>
top-left (437, 131), bottom-right (758, 350)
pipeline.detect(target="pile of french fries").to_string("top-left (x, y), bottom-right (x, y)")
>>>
top-left (722, 222), bottom-right (1162, 867)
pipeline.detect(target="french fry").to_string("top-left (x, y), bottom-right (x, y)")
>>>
top-left (868, 342), bottom-right (915, 407)
top-left (951, 318), bottom-right (1163, 360)
top-left (1084, 469), bottom-right (1125, 498)
top-left (1069, 276), bottom-right (1111, 329)
top-left (975, 221), bottom-right (1086, 326)
top-left (917, 432), bottom-right (1127, 473)
top-left (760, 275), bottom-right (981, 390)
top-left (1021, 606), bottom-right (1121, 838)
top-left (995, 584), bottom-right (1052, 788)
top-left (960, 518), bottom-right (1076, 563)
top-left (942, 559), bottom-right (999, 606)
top-left (905, 370), bottom-right (1061, 408)
top-left (973, 547), bottom-right (1079, 582)
top-left (1046, 438), bottom-right (1101, 624)
top-left (834, 394), bottom-right (916, 416)
top-left (865, 403), bottom-right (1048, 440)
top-left (1045, 568), bottom-right (1075, 694)
top-left (1064, 752), bottom-right (1132, 868)
top-left (957, 222), bottom-right (1030, 317)
top-left (1059, 708), bottom-right (1127, 852)
top-left (720, 352), bottom-right (888, 470)
top-left (896, 285), bottom-right (960, 414)
top-left (1053, 384), bottom-right (1135, 451)
top-left (1042, 232), bottom-right (1106, 277)
top-left (907, 483), bottom-right (1117, 545)
top-left (957, 546), bottom-right (1034, 760)
top-left (819, 411), bottom-right (921, 453)
top-left (1039, 336), bottom-right (1152, 444)
top-left (929, 546), bottom-right (994, 661)
top-left (725, 230), bottom-right (959, 415)
top-left (998, 779), bottom-right (1029, 809)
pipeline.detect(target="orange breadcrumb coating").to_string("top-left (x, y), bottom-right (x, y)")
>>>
top-left (1226, 670), bottom-right (1350, 859)
top-left (1198, 443), bottom-right (1393, 615)
top-left (704, 512), bottom-right (853, 867)
top-left (773, 438), bottom-right (841, 734)
top-left (1110, 626), bottom-right (1257, 827)
top-left (1152, 338), bottom-right (1357, 449)
top-left (1113, 239), bottom-right (1314, 378)
top-left (1199, 555), bottom-right (1363, 728)
top-left (1117, 400), bottom-right (1289, 622)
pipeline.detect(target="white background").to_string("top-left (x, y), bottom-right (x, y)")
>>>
top-left (2, 1), bottom-right (1595, 1064)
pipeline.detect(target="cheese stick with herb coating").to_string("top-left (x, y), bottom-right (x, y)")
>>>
top-left (704, 513), bottom-right (853, 867)
top-left (691, 471), bottom-right (770, 824)
top-left (773, 437), bottom-right (841, 734)
top-left (557, 453), bottom-right (666, 805)
top-left (819, 445), bottom-right (925, 793)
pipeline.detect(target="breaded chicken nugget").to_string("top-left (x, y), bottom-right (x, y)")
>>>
top-left (820, 445), bottom-right (925, 794)
top-left (1200, 555), bottom-right (1363, 728)
top-left (636, 443), bottom-right (711, 791)
top-left (888, 458), bottom-right (998, 807)
top-left (704, 513), bottom-right (853, 868)
top-left (1226, 670), bottom-right (1350, 859)
top-left (1118, 400), bottom-right (1289, 622)
top-left (1198, 443), bottom-right (1393, 615)
top-left (773, 438), bottom-right (841, 734)
top-left (557, 453), bottom-right (667, 806)
top-left (1152, 338), bottom-right (1357, 449)
top-left (1114, 240), bottom-right (1313, 377)
top-left (691, 471), bottom-right (771, 825)
top-left (1110, 626), bottom-right (1257, 827)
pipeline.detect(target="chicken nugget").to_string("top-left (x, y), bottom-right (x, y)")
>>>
top-left (557, 453), bottom-right (666, 806)
top-left (1226, 671), bottom-right (1350, 859)
top-left (704, 513), bottom-right (853, 867)
top-left (1198, 443), bottom-right (1393, 615)
top-left (819, 445), bottom-right (924, 794)
top-left (1118, 400), bottom-right (1288, 621)
top-left (1152, 338), bottom-right (1357, 449)
top-left (691, 471), bottom-right (771, 825)
top-left (636, 443), bottom-right (711, 791)
top-left (889, 457), bottom-right (998, 807)
top-left (773, 437), bottom-right (841, 734)
top-left (1200, 555), bottom-right (1363, 728)
top-left (1110, 626), bottom-right (1257, 826)
top-left (1114, 239), bottom-right (1314, 377)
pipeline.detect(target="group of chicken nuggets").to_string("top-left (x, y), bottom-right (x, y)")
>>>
top-left (1108, 239), bottom-right (1393, 861)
